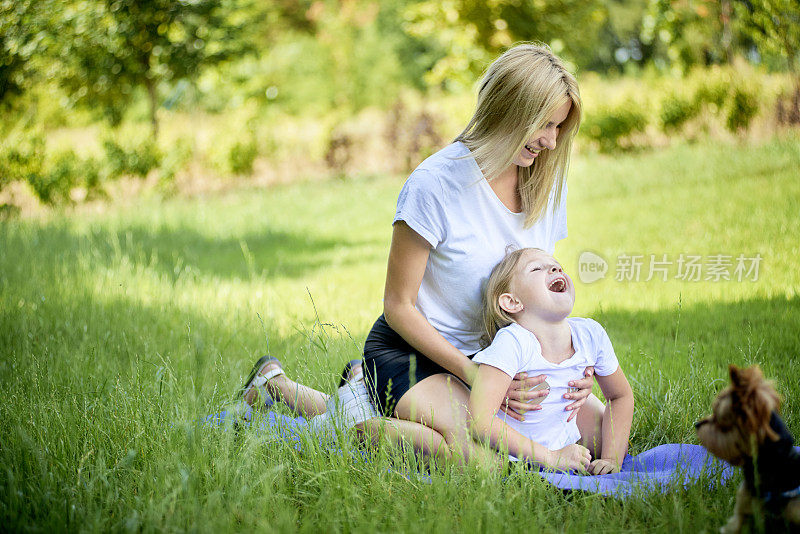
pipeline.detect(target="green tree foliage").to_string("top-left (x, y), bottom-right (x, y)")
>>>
top-left (404, 0), bottom-right (607, 88)
top-left (735, 0), bottom-right (800, 84)
top-left (53, 0), bottom-right (252, 135)
top-left (199, 0), bottom-right (439, 114)
top-left (585, 0), bottom-right (651, 72)
top-left (0, 0), bottom-right (50, 102)
top-left (645, 0), bottom-right (734, 70)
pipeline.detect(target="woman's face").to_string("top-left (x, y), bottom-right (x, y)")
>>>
top-left (511, 100), bottom-right (572, 168)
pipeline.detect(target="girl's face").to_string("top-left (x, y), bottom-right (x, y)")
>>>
top-left (509, 249), bottom-right (575, 320)
top-left (511, 100), bottom-right (572, 168)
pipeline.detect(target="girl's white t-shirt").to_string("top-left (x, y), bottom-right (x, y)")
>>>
top-left (394, 141), bottom-right (568, 354)
top-left (472, 318), bottom-right (620, 451)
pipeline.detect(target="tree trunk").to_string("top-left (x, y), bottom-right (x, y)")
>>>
top-left (145, 76), bottom-right (158, 139)
top-left (720, 0), bottom-right (733, 64)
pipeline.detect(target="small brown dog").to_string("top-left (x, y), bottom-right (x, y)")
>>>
top-left (696, 365), bottom-right (800, 533)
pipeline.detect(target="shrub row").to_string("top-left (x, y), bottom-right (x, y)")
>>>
top-left (0, 128), bottom-right (263, 205)
top-left (578, 68), bottom-right (775, 152)
top-left (0, 135), bottom-right (165, 204)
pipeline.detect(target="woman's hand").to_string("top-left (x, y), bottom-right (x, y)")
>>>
top-left (547, 443), bottom-right (591, 472)
top-left (564, 366), bottom-right (595, 422)
top-left (588, 458), bottom-right (620, 475)
top-left (499, 372), bottom-right (550, 422)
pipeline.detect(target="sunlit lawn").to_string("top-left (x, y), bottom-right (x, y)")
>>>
top-left (1, 135), bottom-right (799, 532)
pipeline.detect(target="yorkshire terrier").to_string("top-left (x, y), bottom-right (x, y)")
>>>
top-left (695, 365), bottom-right (800, 533)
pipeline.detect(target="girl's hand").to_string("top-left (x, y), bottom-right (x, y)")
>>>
top-left (499, 373), bottom-right (550, 422)
top-left (564, 366), bottom-right (595, 422)
top-left (588, 459), bottom-right (620, 475)
top-left (547, 443), bottom-right (591, 472)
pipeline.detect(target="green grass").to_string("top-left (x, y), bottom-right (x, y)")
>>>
top-left (2, 135), bottom-right (799, 532)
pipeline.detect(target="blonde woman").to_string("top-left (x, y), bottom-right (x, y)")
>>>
top-left (241, 44), bottom-right (602, 464)
top-left (360, 43), bottom-right (605, 464)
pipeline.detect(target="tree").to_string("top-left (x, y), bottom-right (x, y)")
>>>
top-left (403, 0), bottom-right (606, 89)
top-left (54, 0), bottom-right (252, 136)
top-left (0, 0), bottom-right (50, 103)
top-left (645, 0), bottom-right (735, 71)
top-left (735, 0), bottom-right (800, 81)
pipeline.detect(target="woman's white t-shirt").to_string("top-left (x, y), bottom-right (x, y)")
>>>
top-left (472, 318), bottom-right (620, 451)
top-left (394, 141), bottom-right (568, 354)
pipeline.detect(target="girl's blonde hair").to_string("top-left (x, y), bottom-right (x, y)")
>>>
top-left (455, 43), bottom-right (582, 228)
top-left (480, 247), bottom-right (545, 347)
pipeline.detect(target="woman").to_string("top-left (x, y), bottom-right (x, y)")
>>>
top-left (240, 44), bottom-right (601, 466)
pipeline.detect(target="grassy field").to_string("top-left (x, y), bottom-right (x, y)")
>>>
top-left (2, 135), bottom-right (799, 532)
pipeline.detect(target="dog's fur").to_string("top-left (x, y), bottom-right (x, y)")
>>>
top-left (696, 365), bottom-right (800, 533)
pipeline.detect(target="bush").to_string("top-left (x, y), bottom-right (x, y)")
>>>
top-left (0, 134), bottom-right (48, 200)
top-left (29, 151), bottom-right (80, 204)
top-left (103, 137), bottom-right (162, 179)
top-left (81, 156), bottom-right (103, 195)
top-left (727, 87), bottom-right (759, 132)
top-left (208, 129), bottom-right (259, 176)
top-left (581, 105), bottom-right (648, 152)
top-left (30, 150), bottom-right (104, 204)
top-left (228, 138), bottom-right (258, 175)
top-left (693, 81), bottom-right (729, 112)
top-left (660, 94), bottom-right (700, 132)
top-left (0, 134), bottom-right (45, 188)
top-left (324, 131), bottom-right (352, 176)
top-left (0, 136), bottom-right (105, 204)
top-left (159, 139), bottom-right (194, 182)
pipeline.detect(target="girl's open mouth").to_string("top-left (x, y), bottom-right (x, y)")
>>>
top-left (547, 277), bottom-right (567, 293)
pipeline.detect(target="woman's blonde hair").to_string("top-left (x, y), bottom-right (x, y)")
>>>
top-left (455, 43), bottom-right (582, 228)
top-left (480, 247), bottom-right (546, 347)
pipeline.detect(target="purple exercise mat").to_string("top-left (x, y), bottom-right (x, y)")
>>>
top-left (205, 408), bottom-right (737, 497)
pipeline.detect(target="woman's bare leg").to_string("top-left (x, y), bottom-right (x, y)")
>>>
top-left (576, 393), bottom-right (605, 458)
top-left (393, 373), bottom-right (503, 469)
top-left (243, 361), bottom-right (453, 465)
top-left (243, 360), bottom-right (329, 417)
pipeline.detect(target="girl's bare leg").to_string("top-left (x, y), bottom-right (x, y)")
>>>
top-left (355, 417), bottom-right (450, 464)
top-left (393, 373), bottom-right (504, 470)
top-left (576, 393), bottom-right (605, 458)
top-left (243, 361), bottom-right (329, 417)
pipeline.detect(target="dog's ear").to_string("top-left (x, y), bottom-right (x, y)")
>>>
top-left (729, 364), bottom-right (745, 388)
top-left (733, 365), bottom-right (781, 442)
top-left (729, 365), bottom-right (763, 393)
top-left (753, 383), bottom-right (781, 441)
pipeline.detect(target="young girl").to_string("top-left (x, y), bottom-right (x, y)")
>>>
top-left (469, 248), bottom-right (634, 474)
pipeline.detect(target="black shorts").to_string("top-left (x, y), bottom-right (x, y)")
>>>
top-left (362, 314), bottom-right (469, 415)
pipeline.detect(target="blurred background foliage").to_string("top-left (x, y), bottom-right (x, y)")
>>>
top-left (0, 0), bottom-right (798, 208)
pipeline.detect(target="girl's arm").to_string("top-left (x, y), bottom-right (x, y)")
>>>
top-left (469, 364), bottom-right (591, 471)
top-left (593, 367), bottom-right (634, 470)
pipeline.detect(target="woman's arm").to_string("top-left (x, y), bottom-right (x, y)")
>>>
top-left (469, 364), bottom-right (591, 471)
top-left (383, 222), bottom-right (479, 385)
top-left (384, 222), bottom-right (550, 416)
top-left (593, 368), bottom-right (634, 471)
